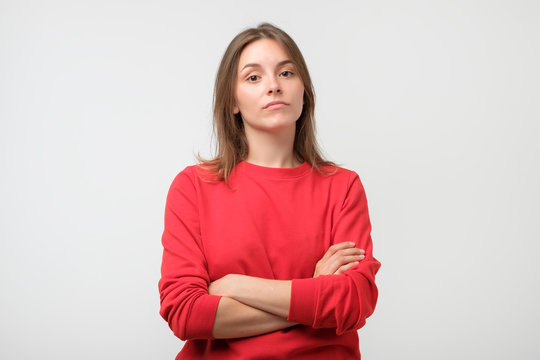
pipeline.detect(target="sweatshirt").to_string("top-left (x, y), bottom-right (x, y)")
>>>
top-left (159, 161), bottom-right (381, 359)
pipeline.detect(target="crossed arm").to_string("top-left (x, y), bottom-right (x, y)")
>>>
top-left (209, 242), bottom-right (365, 338)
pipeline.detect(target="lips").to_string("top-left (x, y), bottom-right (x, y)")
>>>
top-left (264, 101), bottom-right (288, 109)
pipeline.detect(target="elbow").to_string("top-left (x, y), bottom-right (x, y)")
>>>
top-left (334, 303), bottom-right (375, 335)
top-left (159, 278), bottom-right (191, 340)
top-left (159, 292), bottom-right (192, 341)
top-left (159, 278), bottom-right (220, 341)
top-left (335, 274), bottom-right (379, 335)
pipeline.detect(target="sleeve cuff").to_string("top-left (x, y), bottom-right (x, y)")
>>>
top-left (186, 294), bottom-right (222, 339)
top-left (287, 277), bottom-right (319, 326)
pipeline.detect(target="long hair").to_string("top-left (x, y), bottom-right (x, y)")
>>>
top-left (199, 23), bottom-right (334, 182)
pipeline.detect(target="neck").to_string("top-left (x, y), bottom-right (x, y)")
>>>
top-left (244, 125), bottom-right (300, 168)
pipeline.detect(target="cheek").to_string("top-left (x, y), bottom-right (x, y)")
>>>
top-left (294, 85), bottom-right (305, 107)
top-left (295, 89), bottom-right (305, 118)
top-left (235, 87), bottom-right (254, 110)
top-left (293, 80), bottom-right (305, 99)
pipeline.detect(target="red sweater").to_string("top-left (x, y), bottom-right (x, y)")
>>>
top-left (159, 161), bottom-right (381, 359)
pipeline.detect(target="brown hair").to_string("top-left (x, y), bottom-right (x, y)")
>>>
top-left (198, 22), bottom-right (334, 181)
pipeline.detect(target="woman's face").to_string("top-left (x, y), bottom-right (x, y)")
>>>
top-left (234, 39), bottom-right (304, 134)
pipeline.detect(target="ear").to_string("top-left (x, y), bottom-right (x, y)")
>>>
top-left (233, 104), bottom-right (239, 114)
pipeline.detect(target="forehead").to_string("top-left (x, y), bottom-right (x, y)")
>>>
top-left (238, 39), bottom-right (291, 70)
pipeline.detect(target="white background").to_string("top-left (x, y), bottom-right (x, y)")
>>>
top-left (1, 1), bottom-right (539, 359)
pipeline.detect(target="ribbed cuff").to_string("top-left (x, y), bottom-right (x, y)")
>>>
top-left (186, 294), bottom-right (222, 339)
top-left (287, 278), bottom-right (318, 326)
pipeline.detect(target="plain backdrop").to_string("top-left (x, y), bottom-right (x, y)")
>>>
top-left (1, 1), bottom-right (539, 359)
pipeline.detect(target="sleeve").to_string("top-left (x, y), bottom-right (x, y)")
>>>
top-left (287, 172), bottom-right (381, 335)
top-left (158, 168), bottom-right (221, 340)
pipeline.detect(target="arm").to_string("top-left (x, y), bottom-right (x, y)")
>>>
top-left (159, 169), bottom-right (296, 340)
top-left (288, 173), bottom-right (381, 334)
top-left (212, 296), bottom-right (296, 339)
top-left (208, 173), bottom-right (380, 335)
top-left (209, 275), bottom-right (292, 319)
top-left (208, 242), bottom-right (366, 319)
top-left (158, 170), bottom-right (220, 340)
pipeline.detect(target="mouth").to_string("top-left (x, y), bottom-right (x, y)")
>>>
top-left (263, 101), bottom-right (288, 110)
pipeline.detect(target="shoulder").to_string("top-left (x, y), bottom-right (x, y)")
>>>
top-left (314, 164), bottom-right (368, 202)
top-left (164, 166), bottom-right (197, 205)
top-left (170, 165), bottom-right (197, 188)
top-left (172, 164), bottom-right (219, 184)
top-left (168, 164), bottom-right (226, 196)
top-left (317, 164), bottom-right (361, 184)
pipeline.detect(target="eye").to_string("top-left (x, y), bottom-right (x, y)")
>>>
top-left (246, 75), bottom-right (260, 82)
top-left (280, 70), bottom-right (294, 78)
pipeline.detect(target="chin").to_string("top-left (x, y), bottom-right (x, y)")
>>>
top-left (243, 113), bottom-right (300, 133)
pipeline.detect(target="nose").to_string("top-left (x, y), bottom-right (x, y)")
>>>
top-left (267, 77), bottom-right (281, 94)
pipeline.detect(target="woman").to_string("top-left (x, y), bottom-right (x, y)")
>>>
top-left (159, 23), bottom-right (381, 359)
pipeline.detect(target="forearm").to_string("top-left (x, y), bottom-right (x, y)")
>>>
top-left (289, 260), bottom-right (381, 334)
top-left (210, 274), bottom-right (292, 319)
top-left (213, 296), bottom-right (296, 339)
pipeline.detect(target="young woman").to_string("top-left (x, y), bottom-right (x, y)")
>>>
top-left (159, 23), bottom-right (381, 359)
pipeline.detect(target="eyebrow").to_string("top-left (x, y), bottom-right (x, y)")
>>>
top-left (240, 60), bottom-right (294, 72)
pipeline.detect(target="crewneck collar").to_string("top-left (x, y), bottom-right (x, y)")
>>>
top-left (236, 160), bottom-right (312, 179)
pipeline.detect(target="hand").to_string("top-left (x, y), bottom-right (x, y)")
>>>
top-left (313, 242), bottom-right (365, 277)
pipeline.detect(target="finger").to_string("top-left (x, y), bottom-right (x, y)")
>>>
top-left (324, 254), bottom-right (364, 275)
top-left (316, 244), bottom-right (363, 276)
top-left (338, 247), bottom-right (365, 255)
top-left (331, 254), bottom-right (364, 268)
top-left (334, 261), bottom-right (360, 275)
top-left (324, 242), bottom-right (356, 259)
top-left (334, 248), bottom-right (365, 257)
top-left (328, 249), bottom-right (365, 265)
top-left (321, 241), bottom-right (355, 261)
